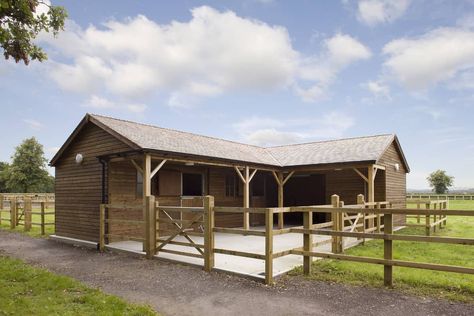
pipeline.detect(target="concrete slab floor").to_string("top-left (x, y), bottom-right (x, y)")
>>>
top-left (107, 228), bottom-right (361, 280)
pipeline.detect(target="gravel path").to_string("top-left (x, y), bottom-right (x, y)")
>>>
top-left (0, 230), bottom-right (472, 316)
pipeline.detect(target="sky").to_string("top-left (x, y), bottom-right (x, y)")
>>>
top-left (1, 0), bottom-right (474, 190)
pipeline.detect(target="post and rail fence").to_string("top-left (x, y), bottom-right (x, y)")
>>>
top-left (99, 194), bottom-right (474, 286)
top-left (407, 193), bottom-right (474, 200)
top-left (0, 195), bottom-right (55, 235)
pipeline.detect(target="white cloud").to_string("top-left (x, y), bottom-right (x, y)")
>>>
top-left (363, 80), bottom-right (391, 99)
top-left (126, 103), bottom-right (147, 113)
top-left (234, 112), bottom-right (355, 146)
top-left (83, 95), bottom-right (115, 109)
top-left (296, 33), bottom-right (371, 102)
top-left (23, 119), bottom-right (43, 130)
top-left (357, 0), bottom-right (411, 26)
top-left (40, 6), bottom-right (370, 105)
top-left (383, 27), bottom-right (474, 90)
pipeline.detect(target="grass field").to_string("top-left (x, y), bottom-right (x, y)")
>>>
top-left (290, 200), bottom-right (474, 303)
top-left (0, 256), bottom-right (156, 315)
top-left (0, 206), bottom-right (55, 238)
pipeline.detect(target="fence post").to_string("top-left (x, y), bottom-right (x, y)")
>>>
top-left (384, 212), bottom-right (393, 287)
top-left (204, 195), bottom-right (215, 272)
top-left (40, 202), bottom-right (46, 236)
top-left (425, 203), bottom-right (431, 236)
top-left (24, 197), bottom-right (32, 232)
top-left (331, 195), bottom-right (342, 254)
top-left (0, 193), bottom-right (3, 211)
top-left (146, 196), bottom-right (156, 259)
top-left (376, 202), bottom-right (381, 233)
top-left (265, 208), bottom-right (274, 285)
top-left (303, 210), bottom-right (313, 275)
top-left (10, 197), bottom-right (16, 229)
top-left (357, 194), bottom-right (365, 243)
top-left (99, 204), bottom-right (105, 252)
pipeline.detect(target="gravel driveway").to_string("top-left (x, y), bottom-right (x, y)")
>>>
top-left (0, 230), bottom-right (472, 316)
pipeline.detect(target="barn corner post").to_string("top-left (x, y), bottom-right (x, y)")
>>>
top-left (142, 153), bottom-right (152, 253)
top-left (99, 204), bottom-right (106, 252)
top-left (265, 207), bottom-right (274, 285)
top-left (204, 195), bottom-right (215, 272)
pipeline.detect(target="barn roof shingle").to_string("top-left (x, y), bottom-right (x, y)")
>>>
top-left (80, 114), bottom-right (407, 170)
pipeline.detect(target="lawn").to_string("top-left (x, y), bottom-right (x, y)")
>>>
top-left (290, 200), bottom-right (474, 303)
top-left (0, 255), bottom-right (156, 315)
top-left (0, 205), bottom-right (55, 238)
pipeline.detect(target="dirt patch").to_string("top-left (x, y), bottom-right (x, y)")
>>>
top-left (0, 230), bottom-right (472, 316)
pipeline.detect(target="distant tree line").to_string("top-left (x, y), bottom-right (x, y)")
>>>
top-left (0, 137), bottom-right (54, 193)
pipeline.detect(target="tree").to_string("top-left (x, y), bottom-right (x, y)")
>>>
top-left (0, 0), bottom-right (67, 65)
top-left (6, 137), bottom-right (53, 192)
top-left (427, 170), bottom-right (454, 194)
top-left (0, 161), bottom-right (9, 192)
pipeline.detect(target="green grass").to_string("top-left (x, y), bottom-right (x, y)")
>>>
top-left (290, 200), bottom-right (474, 303)
top-left (0, 207), bottom-right (55, 238)
top-left (0, 255), bottom-right (157, 316)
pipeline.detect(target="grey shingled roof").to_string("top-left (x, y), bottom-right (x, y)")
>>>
top-left (90, 114), bottom-right (398, 168)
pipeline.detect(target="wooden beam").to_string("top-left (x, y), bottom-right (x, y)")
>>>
top-left (248, 168), bottom-right (258, 182)
top-left (131, 159), bottom-right (143, 174)
top-left (353, 168), bottom-right (368, 183)
top-left (373, 164), bottom-right (386, 170)
top-left (150, 159), bottom-right (167, 179)
top-left (143, 154), bottom-right (151, 252)
top-left (373, 167), bottom-right (378, 181)
top-left (282, 171), bottom-right (295, 185)
top-left (234, 166), bottom-right (246, 183)
top-left (243, 166), bottom-right (250, 229)
top-left (367, 166), bottom-right (374, 203)
top-left (271, 171), bottom-right (282, 186)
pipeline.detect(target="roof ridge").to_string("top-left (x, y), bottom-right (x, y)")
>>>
top-left (265, 133), bottom-right (395, 149)
top-left (90, 113), bottom-right (268, 150)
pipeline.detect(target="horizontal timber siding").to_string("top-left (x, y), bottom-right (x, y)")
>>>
top-left (55, 123), bottom-right (131, 242)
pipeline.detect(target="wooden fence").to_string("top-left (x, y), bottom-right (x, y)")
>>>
top-left (99, 194), bottom-right (474, 286)
top-left (0, 197), bottom-right (55, 235)
top-left (407, 193), bottom-right (474, 200)
top-left (406, 200), bottom-right (448, 235)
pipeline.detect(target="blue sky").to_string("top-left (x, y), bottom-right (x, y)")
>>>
top-left (1, 0), bottom-right (474, 189)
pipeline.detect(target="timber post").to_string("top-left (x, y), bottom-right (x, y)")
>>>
top-left (303, 210), bottom-right (313, 275)
top-left (376, 202), bottom-right (381, 233)
top-left (331, 195), bottom-right (343, 254)
top-left (204, 195), bottom-right (215, 272)
top-left (99, 204), bottom-right (105, 252)
top-left (265, 208), bottom-right (274, 285)
top-left (40, 202), bottom-right (46, 236)
top-left (357, 194), bottom-right (365, 243)
top-left (24, 197), bottom-right (32, 232)
top-left (0, 194), bottom-right (3, 210)
top-left (145, 195), bottom-right (156, 259)
top-left (425, 203), bottom-right (431, 236)
top-left (384, 211), bottom-right (393, 287)
top-left (10, 197), bottom-right (16, 229)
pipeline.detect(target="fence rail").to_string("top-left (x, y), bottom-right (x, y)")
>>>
top-left (407, 193), bottom-right (474, 200)
top-left (0, 197), bottom-right (55, 235)
top-left (99, 194), bottom-right (474, 286)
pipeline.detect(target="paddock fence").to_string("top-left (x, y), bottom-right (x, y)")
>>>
top-left (99, 194), bottom-right (474, 286)
top-left (0, 195), bottom-right (55, 235)
top-left (406, 200), bottom-right (448, 236)
top-left (407, 193), bottom-right (474, 200)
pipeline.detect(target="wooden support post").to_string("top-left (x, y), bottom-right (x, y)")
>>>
top-left (265, 208), bottom-right (274, 285)
top-left (10, 197), bottom-right (16, 229)
top-left (384, 212), bottom-right (393, 287)
top-left (146, 195), bottom-right (156, 259)
top-left (331, 195), bottom-right (342, 253)
top-left (357, 194), bottom-right (365, 243)
top-left (417, 203), bottom-right (421, 223)
top-left (143, 153), bottom-right (151, 252)
top-left (425, 203), bottom-right (431, 236)
top-left (303, 210), bottom-right (313, 275)
top-left (243, 166), bottom-right (250, 230)
top-left (376, 202), bottom-right (381, 233)
top-left (367, 165), bottom-right (375, 229)
top-left (204, 195), bottom-right (215, 272)
top-left (24, 197), bottom-right (32, 232)
top-left (40, 202), bottom-right (46, 236)
top-left (277, 172), bottom-right (284, 229)
top-left (99, 204), bottom-right (105, 252)
top-left (0, 194), bottom-right (3, 210)
top-left (433, 203), bottom-right (437, 233)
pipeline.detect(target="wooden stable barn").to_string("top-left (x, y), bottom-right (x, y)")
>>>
top-left (50, 114), bottom-right (409, 243)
